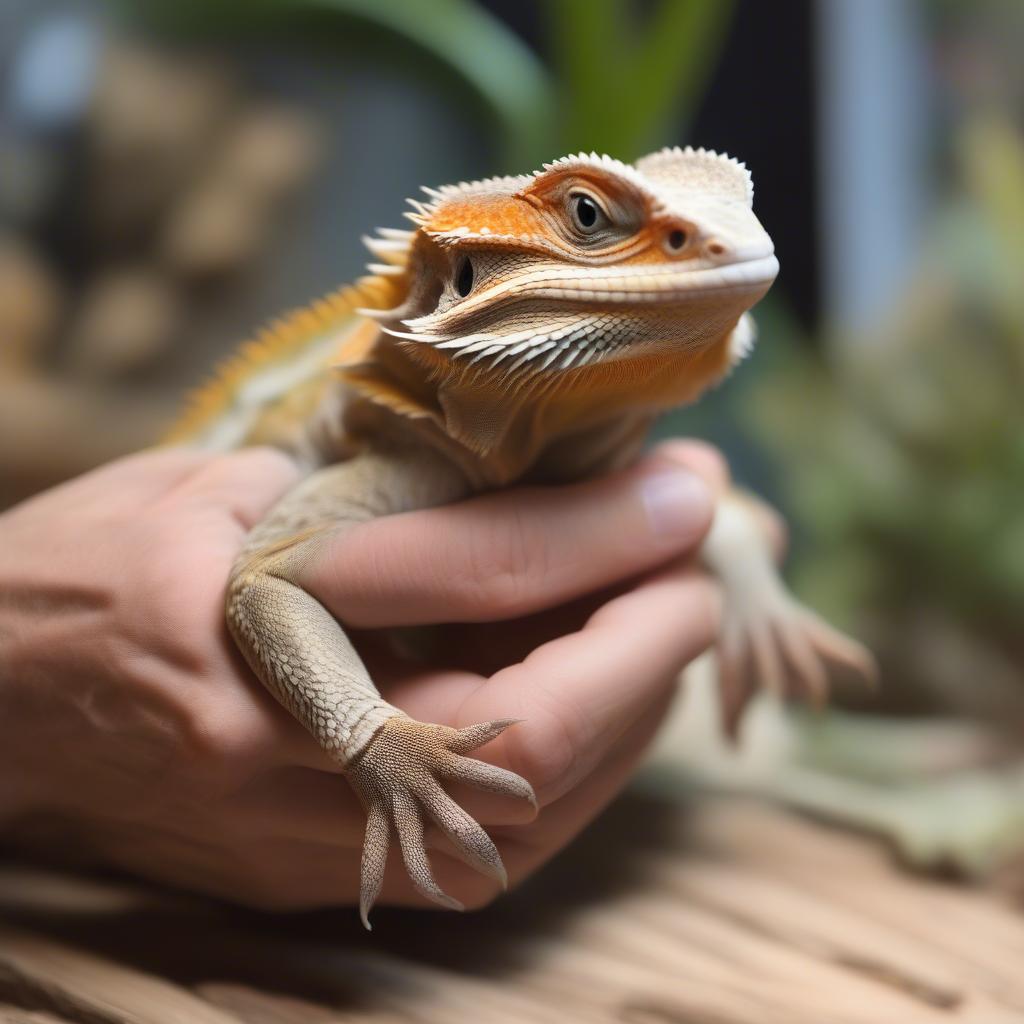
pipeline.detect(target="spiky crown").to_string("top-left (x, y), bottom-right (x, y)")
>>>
top-left (400, 146), bottom-right (754, 232)
top-left (634, 146), bottom-right (753, 205)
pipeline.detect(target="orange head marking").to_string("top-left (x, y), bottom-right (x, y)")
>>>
top-left (366, 148), bottom-right (778, 386)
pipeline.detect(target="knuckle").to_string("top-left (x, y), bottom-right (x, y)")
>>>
top-left (178, 699), bottom-right (234, 767)
top-left (224, 446), bottom-right (300, 485)
top-left (176, 691), bottom-right (278, 788)
top-left (174, 717), bottom-right (241, 793)
top-left (503, 693), bottom-right (580, 801)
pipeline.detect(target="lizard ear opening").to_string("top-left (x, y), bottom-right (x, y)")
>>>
top-left (455, 256), bottom-right (474, 297)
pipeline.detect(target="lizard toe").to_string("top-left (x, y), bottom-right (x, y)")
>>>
top-left (716, 594), bottom-right (877, 739)
top-left (441, 754), bottom-right (538, 812)
top-left (359, 802), bottom-right (390, 931)
top-left (392, 789), bottom-right (465, 913)
top-left (346, 714), bottom-right (531, 928)
top-left (449, 717), bottom-right (523, 754)
top-left (419, 780), bottom-right (508, 888)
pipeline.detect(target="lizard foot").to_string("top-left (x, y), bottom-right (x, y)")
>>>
top-left (345, 715), bottom-right (536, 929)
top-left (717, 585), bottom-right (878, 741)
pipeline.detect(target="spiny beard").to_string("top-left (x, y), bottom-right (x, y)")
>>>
top-left (379, 310), bottom-right (626, 384)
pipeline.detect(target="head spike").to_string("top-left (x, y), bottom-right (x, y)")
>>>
top-left (635, 145), bottom-right (754, 205)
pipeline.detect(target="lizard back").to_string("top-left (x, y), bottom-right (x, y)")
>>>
top-left (165, 272), bottom-right (406, 456)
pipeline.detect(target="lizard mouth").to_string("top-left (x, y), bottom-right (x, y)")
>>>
top-left (508, 254), bottom-right (780, 305)
top-left (392, 255), bottom-right (778, 339)
top-left (380, 254), bottom-right (778, 375)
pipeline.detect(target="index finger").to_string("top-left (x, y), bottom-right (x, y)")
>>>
top-left (303, 442), bottom-right (721, 629)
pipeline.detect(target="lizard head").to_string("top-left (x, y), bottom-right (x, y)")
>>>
top-left (364, 147), bottom-right (777, 388)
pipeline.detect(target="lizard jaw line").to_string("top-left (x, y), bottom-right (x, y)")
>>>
top-left (374, 256), bottom-right (779, 348)
top-left (398, 255), bottom-right (780, 338)
top-left (517, 254), bottom-right (781, 305)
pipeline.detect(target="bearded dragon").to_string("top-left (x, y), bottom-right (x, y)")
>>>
top-left (168, 147), bottom-right (875, 927)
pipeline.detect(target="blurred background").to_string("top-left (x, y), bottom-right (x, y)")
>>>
top-left (1, 0), bottom-right (1022, 895)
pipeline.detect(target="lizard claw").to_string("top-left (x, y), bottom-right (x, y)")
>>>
top-left (717, 588), bottom-right (877, 741)
top-left (345, 715), bottom-right (534, 929)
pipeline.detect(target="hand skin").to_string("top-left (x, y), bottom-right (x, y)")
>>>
top-left (0, 440), bottom-right (732, 912)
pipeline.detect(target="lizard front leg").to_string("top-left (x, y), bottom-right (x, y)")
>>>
top-left (227, 450), bottom-right (536, 927)
top-left (702, 488), bottom-right (878, 738)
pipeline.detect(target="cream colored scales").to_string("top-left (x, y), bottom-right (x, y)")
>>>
top-left (168, 148), bottom-right (875, 926)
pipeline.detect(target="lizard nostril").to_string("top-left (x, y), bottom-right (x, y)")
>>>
top-left (707, 240), bottom-right (727, 258)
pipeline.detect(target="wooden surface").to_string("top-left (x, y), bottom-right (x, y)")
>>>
top-left (2, 795), bottom-right (1024, 1024)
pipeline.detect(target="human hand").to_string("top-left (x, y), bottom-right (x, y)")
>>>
top-left (0, 441), bottom-right (726, 912)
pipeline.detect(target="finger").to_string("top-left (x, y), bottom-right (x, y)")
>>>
top-left (231, 569), bottom-right (695, 846)
top-left (17, 448), bottom-right (211, 517)
top-left (224, 765), bottom-right (367, 844)
top-left (302, 445), bottom-right (719, 628)
top-left (653, 439), bottom-right (731, 497)
top-left (221, 693), bottom-right (670, 912)
top-left (458, 566), bottom-right (720, 805)
top-left (420, 689), bottom-right (675, 908)
top-left (370, 689), bottom-right (672, 911)
top-left (94, 447), bottom-right (211, 491)
top-left (171, 447), bottom-right (302, 530)
top-left (489, 684), bottom-right (675, 871)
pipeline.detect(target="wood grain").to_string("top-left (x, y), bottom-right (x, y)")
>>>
top-left (2, 795), bottom-right (1023, 1023)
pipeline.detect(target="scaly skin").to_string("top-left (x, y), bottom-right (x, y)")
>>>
top-left (168, 147), bottom-right (876, 926)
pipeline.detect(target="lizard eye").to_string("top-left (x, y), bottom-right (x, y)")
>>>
top-left (570, 193), bottom-right (608, 235)
top-left (455, 256), bottom-right (474, 297)
top-left (667, 229), bottom-right (688, 251)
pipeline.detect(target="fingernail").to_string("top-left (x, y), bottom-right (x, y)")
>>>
top-left (639, 467), bottom-right (713, 542)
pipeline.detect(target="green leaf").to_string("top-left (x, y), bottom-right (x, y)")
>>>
top-left (128, 0), bottom-right (557, 168)
top-left (546, 0), bottom-right (735, 158)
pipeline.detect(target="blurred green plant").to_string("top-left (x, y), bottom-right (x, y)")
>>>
top-left (543, 0), bottom-right (734, 159)
top-left (128, 0), bottom-right (733, 168)
top-left (747, 114), bottom-right (1024, 716)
